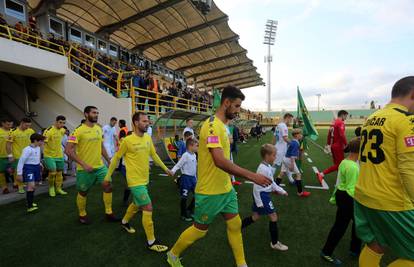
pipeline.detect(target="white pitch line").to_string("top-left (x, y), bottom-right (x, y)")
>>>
top-left (304, 152), bottom-right (308, 156)
top-left (307, 158), bottom-right (313, 163)
top-left (312, 166), bottom-right (319, 174)
top-left (159, 174), bottom-right (168, 177)
top-left (321, 179), bottom-right (329, 189)
top-left (244, 181), bottom-right (254, 184)
top-left (304, 185), bottom-right (329, 190)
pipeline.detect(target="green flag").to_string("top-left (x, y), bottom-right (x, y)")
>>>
top-left (213, 88), bottom-right (221, 111)
top-left (297, 87), bottom-right (319, 141)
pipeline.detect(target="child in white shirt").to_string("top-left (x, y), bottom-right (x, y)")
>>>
top-left (241, 144), bottom-right (289, 251)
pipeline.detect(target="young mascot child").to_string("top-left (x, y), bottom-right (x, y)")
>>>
top-left (242, 144), bottom-right (289, 251)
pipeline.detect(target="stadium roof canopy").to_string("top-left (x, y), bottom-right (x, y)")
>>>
top-left (28, 0), bottom-right (263, 90)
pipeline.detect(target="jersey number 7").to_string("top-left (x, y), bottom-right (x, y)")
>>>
top-left (360, 129), bottom-right (385, 164)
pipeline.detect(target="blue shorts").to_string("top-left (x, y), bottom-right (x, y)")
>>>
top-left (252, 192), bottom-right (276, 215)
top-left (23, 164), bottom-right (41, 183)
top-left (180, 174), bottom-right (196, 198)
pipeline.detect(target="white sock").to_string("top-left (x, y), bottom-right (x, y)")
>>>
top-left (147, 239), bottom-right (155, 245)
top-left (122, 219), bottom-right (127, 224)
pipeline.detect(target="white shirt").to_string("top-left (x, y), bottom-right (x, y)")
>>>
top-left (253, 162), bottom-right (286, 207)
top-left (17, 146), bottom-right (41, 175)
top-left (183, 127), bottom-right (194, 137)
top-left (171, 151), bottom-right (197, 177)
top-left (275, 122), bottom-right (289, 146)
top-left (102, 125), bottom-right (117, 147)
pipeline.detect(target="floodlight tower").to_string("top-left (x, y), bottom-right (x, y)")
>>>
top-left (264, 20), bottom-right (277, 112)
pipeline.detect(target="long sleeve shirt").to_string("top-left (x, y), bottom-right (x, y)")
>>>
top-left (327, 119), bottom-right (347, 147)
top-left (171, 151), bottom-right (197, 177)
top-left (17, 146), bottom-right (41, 175)
top-left (253, 162), bottom-right (287, 207)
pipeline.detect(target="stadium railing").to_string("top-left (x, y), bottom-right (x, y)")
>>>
top-left (0, 24), bottom-right (65, 55)
top-left (0, 24), bottom-right (212, 116)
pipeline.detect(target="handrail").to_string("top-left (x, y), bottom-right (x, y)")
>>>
top-left (0, 24), bottom-right (65, 55)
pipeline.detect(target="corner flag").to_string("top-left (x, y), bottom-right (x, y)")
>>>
top-left (297, 86), bottom-right (319, 141)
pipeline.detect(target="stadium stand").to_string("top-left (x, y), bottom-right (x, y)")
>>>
top-left (0, 0), bottom-right (265, 128)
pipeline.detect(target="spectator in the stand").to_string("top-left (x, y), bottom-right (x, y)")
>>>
top-left (0, 14), bottom-right (8, 35)
top-left (137, 71), bottom-right (149, 111)
top-left (147, 73), bottom-right (158, 113)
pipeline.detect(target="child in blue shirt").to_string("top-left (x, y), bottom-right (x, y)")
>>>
top-left (276, 129), bottom-right (311, 197)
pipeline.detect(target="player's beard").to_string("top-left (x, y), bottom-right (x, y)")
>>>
top-left (138, 124), bottom-right (148, 133)
top-left (87, 115), bottom-right (98, 123)
top-left (225, 107), bottom-right (237, 120)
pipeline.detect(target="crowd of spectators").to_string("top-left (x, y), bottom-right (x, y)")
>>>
top-left (0, 15), bottom-right (214, 114)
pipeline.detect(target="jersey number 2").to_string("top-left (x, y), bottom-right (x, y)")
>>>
top-left (360, 129), bottom-right (385, 164)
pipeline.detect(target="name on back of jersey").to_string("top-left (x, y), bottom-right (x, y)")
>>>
top-left (364, 116), bottom-right (386, 127)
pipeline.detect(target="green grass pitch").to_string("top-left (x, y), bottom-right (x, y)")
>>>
top-left (0, 129), bottom-right (395, 266)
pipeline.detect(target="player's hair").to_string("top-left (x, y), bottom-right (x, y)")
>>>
top-left (80, 119), bottom-right (86, 124)
top-left (391, 76), bottom-right (414, 98)
top-left (0, 117), bottom-right (12, 123)
top-left (283, 113), bottom-right (294, 119)
top-left (56, 115), bottom-right (66, 121)
top-left (110, 117), bottom-right (117, 121)
top-left (186, 118), bottom-right (193, 123)
top-left (84, 106), bottom-right (97, 114)
top-left (260, 144), bottom-right (276, 158)
top-left (21, 117), bottom-right (31, 123)
top-left (354, 126), bottom-right (362, 137)
top-left (338, 110), bottom-right (349, 117)
top-left (221, 86), bottom-right (245, 104)
top-left (184, 131), bottom-right (193, 139)
top-left (132, 112), bottom-right (147, 123)
top-left (347, 138), bottom-right (361, 154)
top-left (127, 131), bottom-right (133, 136)
top-left (30, 133), bottom-right (45, 143)
top-left (292, 128), bottom-right (302, 136)
top-left (119, 119), bottom-right (126, 127)
top-left (186, 137), bottom-right (198, 148)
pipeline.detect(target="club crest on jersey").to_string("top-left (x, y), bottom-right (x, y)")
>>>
top-left (68, 136), bottom-right (76, 141)
top-left (405, 136), bottom-right (414, 147)
top-left (201, 214), bottom-right (209, 222)
top-left (207, 136), bottom-right (219, 144)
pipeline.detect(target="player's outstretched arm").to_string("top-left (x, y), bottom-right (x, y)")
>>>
top-left (210, 147), bottom-right (272, 187)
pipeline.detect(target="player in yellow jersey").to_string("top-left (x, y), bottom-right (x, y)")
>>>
top-left (6, 118), bottom-right (35, 194)
top-left (65, 106), bottom-right (119, 225)
top-left (105, 112), bottom-right (173, 252)
top-left (0, 118), bottom-right (13, 194)
top-left (167, 86), bottom-right (272, 267)
top-left (355, 77), bottom-right (414, 267)
top-left (43, 115), bottom-right (68, 197)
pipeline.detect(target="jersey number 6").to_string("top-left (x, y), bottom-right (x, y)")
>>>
top-left (360, 129), bottom-right (385, 164)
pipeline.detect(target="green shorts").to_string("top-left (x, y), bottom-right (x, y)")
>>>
top-left (76, 166), bottom-right (110, 192)
top-left (354, 201), bottom-right (414, 260)
top-left (44, 157), bottom-right (64, 172)
top-left (131, 185), bottom-right (152, 207)
top-left (0, 158), bottom-right (8, 173)
top-left (194, 188), bottom-right (239, 225)
top-left (11, 159), bottom-right (18, 170)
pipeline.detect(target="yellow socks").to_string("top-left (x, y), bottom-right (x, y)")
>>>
top-left (170, 225), bottom-right (207, 257)
top-left (142, 210), bottom-right (155, 243)
top-left (0, 173), bottom-right (6, 189)
top-left (122, 203), bottom-right (139, 223)
top-left (48, 172), bottom-right (56, 188)
top-left (359, 245), bottom-right (383, 267)
top-left (55, 171), bottom-right (63, 190)
top-left (103, 192), bottom-right (113, 214)
top-left (388, 259), bottom-right (414, 267)
top-left (226, 215), bottom-right (246, 267)
top-left (76, 193), bottom-right (87, 216)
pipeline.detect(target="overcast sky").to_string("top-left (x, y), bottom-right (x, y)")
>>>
top-left (214, 0), bottom-right (414, 111)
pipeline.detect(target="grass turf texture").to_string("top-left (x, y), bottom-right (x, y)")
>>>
top-left (0, 129), bottom-right (396, 267)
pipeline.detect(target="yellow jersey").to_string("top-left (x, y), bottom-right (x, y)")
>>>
top-left (43, 126), bottom-right (65, 158)
top-left (355, 103), bottom-right (414, 211)
top-left (196, 116), bottom-right (231, 195)
top-left (68, 124), bottom-right (104, 170)
top-left (106, 133), bottom-right (168, 187)
top-left (8, 128), bottom-right (35, 158)
top-left (0, 127), bottom-right (10, 158)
